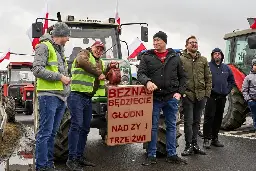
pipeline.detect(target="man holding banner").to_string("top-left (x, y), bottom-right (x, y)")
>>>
top-left (137, 31), bottom-right (188, 165)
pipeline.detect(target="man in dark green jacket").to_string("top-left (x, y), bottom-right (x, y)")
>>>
top-left (180, 35), bottom-right (212, 156)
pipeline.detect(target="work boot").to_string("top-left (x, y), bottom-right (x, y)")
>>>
top-left (66, 159), bottom-right (83, 171)
top-left (78, 157), bottom-right (96, 167)
top-left (166, 155), bottom-right (188, 165)
top-left (211, 139), bottom-right (224, 147)
top-left (181, 144), bottom-right (193, 156)
top-left (203, 139), bottom-right (211, 149)
top-left (142, 156), bottom-right (157, 166)
top-left (193, 143), bottom-right (206, 155)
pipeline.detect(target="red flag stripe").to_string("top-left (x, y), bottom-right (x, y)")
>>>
top-left (43, 12), bottom-right (49, 31)
top-left (129, 43), bottom-right (146, 59)
top-left (0, 51), bottom-right (11, 63)
top-left (251, 19), bottom-right (256, 29)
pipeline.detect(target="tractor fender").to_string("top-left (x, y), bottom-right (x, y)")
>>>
top-left (228, 64), bottom-right (246, 91)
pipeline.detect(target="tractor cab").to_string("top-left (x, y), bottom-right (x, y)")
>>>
top-left (32, 13), bottom-right (148, 87)
top-left (6, 62), bottom-right (35, 85)
top-left (221, 18), bottom-right (256, 131)
top-left (224, 28), bottom-right (256, 76)
top-left (1, 62), bottom-right (34, 122)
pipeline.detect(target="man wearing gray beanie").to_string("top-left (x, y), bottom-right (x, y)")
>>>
top-left (32, 22), bottom-right (72, 171)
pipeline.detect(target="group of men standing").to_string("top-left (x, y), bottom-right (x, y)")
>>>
top-left (137, 32), bottom-right (235, 165)
top-left (32, 21), bottom-right (236, 171)
top-left (33, 22), bottom-right (107, 171)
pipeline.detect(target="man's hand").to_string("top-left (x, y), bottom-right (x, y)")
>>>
top-left (60, 75), bottom-right (71, 85)
top-left (173, 93), bottom-right (181, 100)
top-left (146, 81), bottom-right (158, 92)
top-left (98, 74), bottom-right (106, 80)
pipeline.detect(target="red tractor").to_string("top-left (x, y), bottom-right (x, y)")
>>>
top-left (1, 62), bottom-right (35, 122)
top-left (220, 19), bottom-right (256, 130)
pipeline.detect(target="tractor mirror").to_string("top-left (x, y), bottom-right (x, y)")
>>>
top-left (141, 26), bottom-right (148, 42)
top-left (32, 22), bottom-right (44, 38)
top-left (248, 34), bottom-right (256, 49)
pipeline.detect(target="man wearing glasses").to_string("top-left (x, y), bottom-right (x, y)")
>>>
top-left (180, 36), bottom-right (212, 156)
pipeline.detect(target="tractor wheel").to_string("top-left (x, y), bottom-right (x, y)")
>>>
top-left (5, 96), bottom-right (16, 123)
top-left (143, 103), bottom-right (182, 156)
top-left (54, 108), bottom-right (71, 161)
top-left (221, 86), bottom-right (249, 131)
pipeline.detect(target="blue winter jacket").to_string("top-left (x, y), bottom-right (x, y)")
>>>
top-left (209, 60), bottom-right (235, 96)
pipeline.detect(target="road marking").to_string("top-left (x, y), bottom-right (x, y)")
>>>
top-left (179, 124), bottom-right (256, 140)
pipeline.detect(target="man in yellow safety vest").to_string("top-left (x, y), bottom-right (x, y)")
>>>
top-left (32, 22), bottom-right (71, 171)
top-left (66, 41), bottom-right (108, 171)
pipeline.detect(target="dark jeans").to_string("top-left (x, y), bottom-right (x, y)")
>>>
top-left (35, 96), bottom-right (66, 170)
top-left (203, 96), bottom-right (226, 140)
top-left (183, 97), bottom-right (206, 146)
top-left (248, 101), bottom-right (256, 129)
top-left (147, 98), bottom-right (179, 157)
top-left (67, 92), bottom-right (92, 160)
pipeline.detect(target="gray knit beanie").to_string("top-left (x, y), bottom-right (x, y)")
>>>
top-left (51, 22), bottom-right (70, 37)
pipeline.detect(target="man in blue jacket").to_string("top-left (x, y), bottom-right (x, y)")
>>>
top-left (203, 48), bottom-right (235, 149)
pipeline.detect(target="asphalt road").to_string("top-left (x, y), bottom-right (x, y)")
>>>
top-left (1, 114), bottom-right (256, 171)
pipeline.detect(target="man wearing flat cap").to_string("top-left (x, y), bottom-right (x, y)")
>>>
top-left (32, 22), bottom-right (71, 171)
top-left (137, 31), bottom-right (187, 165)
top-left (66, 41), bottom-right (113, 171)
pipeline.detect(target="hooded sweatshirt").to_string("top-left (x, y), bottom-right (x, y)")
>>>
top-left (209, 48), bottom-right (235, 96)
top-left (32, 33), bottom-right (70, 101)
top-left (242, 59), bottom-right (256, 101)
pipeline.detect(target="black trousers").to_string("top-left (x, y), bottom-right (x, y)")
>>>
top-left (183, 97), bottom-right (207, 146)
top-left (203, 96), bottom-right (226, 140)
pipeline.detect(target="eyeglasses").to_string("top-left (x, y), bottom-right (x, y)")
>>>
top-left (188, 41), bottom-right (198, 45)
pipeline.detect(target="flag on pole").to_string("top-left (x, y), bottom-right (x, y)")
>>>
top-left (128, 37), bottom-right (147, 59)
top-left (115, 0), bottom-right (120, 26)
top-left (248, 18), bottom-right (256, 29)
top-left (26, 0), bottom-right (49, 50)
top-left (0, 49), bottom-right (11, 63)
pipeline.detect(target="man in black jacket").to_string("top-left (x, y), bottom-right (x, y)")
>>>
top-left (203, 48), bottom-right (235, 148)
top-left (137, 31), bottom-right (187, 165)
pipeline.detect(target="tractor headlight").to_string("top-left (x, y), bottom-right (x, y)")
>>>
top-left (27, 92), bottom-right (31, 96)
top-left (120, 75), bottom-right (129, 85)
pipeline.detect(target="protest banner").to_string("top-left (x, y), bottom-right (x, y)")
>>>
top-left (107, 85), bottom-right (153, 146)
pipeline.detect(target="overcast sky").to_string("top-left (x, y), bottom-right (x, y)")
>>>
top-left (0, 0), bottom-right (255, 69)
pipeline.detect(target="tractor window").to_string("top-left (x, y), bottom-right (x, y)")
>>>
top-left (224, 39), bottom-right (231, 64)
top-left (65, 28), bottom-right (119, 60)
top-left (234, 34), bottom-right (256, 74)
top-left (10, 68), bottom-right (35, 84)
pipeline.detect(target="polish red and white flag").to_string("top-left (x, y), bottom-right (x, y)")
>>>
top-left (26, 0), bottom-right (49, 50)
top-left (0, 49), bottom-right (11, 63)
top-left (128, 37), bottom-right (147, 59)
top-left (115, 0), bottom-right (120, 26)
